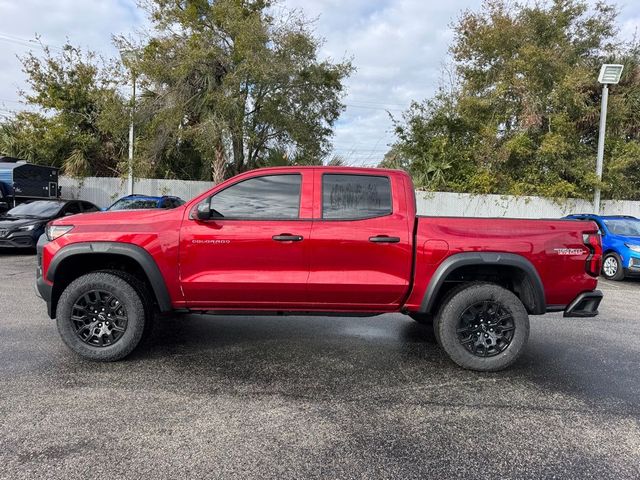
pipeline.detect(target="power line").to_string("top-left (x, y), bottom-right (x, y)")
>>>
top-left (0, 32), bottom-right (61, 51)
top-left (345, 99), bottom-right (410, 107)
top-left (344, 103), bottom-right (405, 112)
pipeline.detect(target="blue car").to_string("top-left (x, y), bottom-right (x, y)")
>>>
top-left (566, 214), bottom-right (640, 280)
top-left (106, 194), bottom-right (185, 211)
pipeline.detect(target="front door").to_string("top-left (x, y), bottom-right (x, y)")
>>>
top-left (180, 172), bottom-right (313, 309)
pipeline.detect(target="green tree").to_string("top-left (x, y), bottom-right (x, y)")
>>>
top-left (128, 0), bottom-right (353, 181)
top-left (388, 0), bottom-right (640, 199)
top-left (0, 44), bottom-right (128, 177)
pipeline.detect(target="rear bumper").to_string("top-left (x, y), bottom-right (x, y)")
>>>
top-left (563, 290), bottom-right (603, 318)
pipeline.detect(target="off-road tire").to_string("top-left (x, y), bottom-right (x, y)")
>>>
top-left (434, 283), bottom-right (529, 372)
top-left (56, 272), bottom-right (148, 361)
top-left (99, 269), bottom-right (156, 341)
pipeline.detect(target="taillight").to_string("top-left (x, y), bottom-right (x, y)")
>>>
top-left (582, 232), bottom-right (602, 277)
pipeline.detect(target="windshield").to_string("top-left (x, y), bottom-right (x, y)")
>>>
top-left (5, 201), bottom-right (64, 218)
top-left (108, 198), bottom-right (159, 210)
top-left (603, 218), bottom-right (640, 237)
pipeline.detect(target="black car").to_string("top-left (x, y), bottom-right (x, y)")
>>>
top-left (0, 199), bottom-right (99, 249)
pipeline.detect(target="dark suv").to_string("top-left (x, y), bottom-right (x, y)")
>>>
top-left (0, 199), bottom-right (99, 249)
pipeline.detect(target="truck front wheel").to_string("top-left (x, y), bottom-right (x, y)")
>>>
top-left (435, 283), bottom-right (529, 372)
top-left (56, 272), bottom-right (149, 361)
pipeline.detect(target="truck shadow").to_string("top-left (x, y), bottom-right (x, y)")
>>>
top-left (121, 312), bottom-right (640, 414)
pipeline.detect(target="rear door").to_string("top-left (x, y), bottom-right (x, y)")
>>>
top-left (306, 172), bottom-right (413, 310)
top-left (180, 171), bottom-right (313, 309)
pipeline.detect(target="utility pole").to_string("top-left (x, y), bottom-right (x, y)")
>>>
top-left (120, 49), bottom-right (138, 196)
top-left (594, 64), bottom-right (624, 214)
top-left (127, 72), bottom-right (136, 195)
top-left (593, 83), bottom-right (608, 215)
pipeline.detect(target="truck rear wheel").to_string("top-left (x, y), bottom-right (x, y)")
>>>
top-left (56, 272), bottom-right (148, 361)
top-left (434, 283), bottom-right (529, 371)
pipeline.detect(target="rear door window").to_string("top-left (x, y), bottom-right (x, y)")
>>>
top-left (322, 174), bottom-right (392, 220)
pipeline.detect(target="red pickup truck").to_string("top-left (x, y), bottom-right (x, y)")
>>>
top-left (36, 167), bottom-right (603, 371)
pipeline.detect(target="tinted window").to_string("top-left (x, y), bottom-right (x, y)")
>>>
top-left (210, 174), bottom-right (301, 219)
top-left (322, 174), bottom-right (392, 219)
top-left (109, 198), bottom-right (159, 210)
top-left (81, 202), bottom-right (99, 212)
top-left (64, 202), bottom-right (82, 215)
top-left (603, 219), bottom-right (640, 236)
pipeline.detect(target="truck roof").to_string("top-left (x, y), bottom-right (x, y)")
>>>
top-left (239, 165), bottom-right (409, 176)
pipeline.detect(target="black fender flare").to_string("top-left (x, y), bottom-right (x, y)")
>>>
top-left (419, 252), bottom-right (546, 315)
top-left (47, 242), bottom-right (172, 312)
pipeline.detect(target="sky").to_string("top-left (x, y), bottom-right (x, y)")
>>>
top-left (1, 0), bottom-right (639, 166)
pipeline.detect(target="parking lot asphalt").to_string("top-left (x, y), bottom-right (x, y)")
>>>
top-left (1, 252), bottom-right (639, 479)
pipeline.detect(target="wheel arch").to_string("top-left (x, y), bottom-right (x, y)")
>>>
top-left (47, 242), bottom-right (172, 318)
top-left (419, 252), bottom-right (546, 315)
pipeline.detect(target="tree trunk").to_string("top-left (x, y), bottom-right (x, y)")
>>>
top-left (232, 131), bottom-right (244, 175)
top-left (212, 141), bottom-right (226, 185)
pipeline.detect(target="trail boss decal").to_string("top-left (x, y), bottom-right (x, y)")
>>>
top-left (554, 247), bottom-right (587, 256)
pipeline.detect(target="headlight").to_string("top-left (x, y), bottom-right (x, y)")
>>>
top-left (625, 243), bottom-right (640, 253)
top-left (16, 224), bottom-right (37, 232)
top-left (46, 225), bottom-right (74, 241)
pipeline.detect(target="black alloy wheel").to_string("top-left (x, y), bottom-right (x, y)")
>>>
top-left (71, 290), bottom-right (128, 347)
top-left (456, 300), bottom-right (515, 357)
top-left (434, 283), bottom-right (529, 371)
top-left (57, 271), bottom-right (149, 361)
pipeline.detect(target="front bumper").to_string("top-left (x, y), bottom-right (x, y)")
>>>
top-left (35, 234), bottom-right (54, 318)
top-left (0, 232), bottom-right (36, 248)
top-left (623, 254), bottom-right (640, 277)
top-left (563, 290), bottom-right (603, 317)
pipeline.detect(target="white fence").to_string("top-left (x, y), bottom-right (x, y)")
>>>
top-left (415, 191), bottom-right (640, 218)
top-left (59, 176), bottom-right (212, 209)
top-left (60, 175), bottom-right (640, 217)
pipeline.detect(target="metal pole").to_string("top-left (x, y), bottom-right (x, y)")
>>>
top-left (594, 83), bottom-right (608, 214)
top-left (127, 73), bottom-right (136, 195)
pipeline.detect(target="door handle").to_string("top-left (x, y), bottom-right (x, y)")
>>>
top-left (369, 235), bottom-right (400, 243)
top-left (272, 233), bottom-right (304, 242)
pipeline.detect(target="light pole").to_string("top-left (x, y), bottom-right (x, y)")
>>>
top-left (594, 64), bottom-right (624, 214)
top-left (120, 49), bottom-right (138, 196)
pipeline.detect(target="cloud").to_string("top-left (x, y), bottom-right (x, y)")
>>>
top-left (0, 0), bottom-right (146, 116)
top-left (1, 0), bottom-right (639, 164)
top-left (285, 0), bottom-right (640, 165)
top-left (283, 0), bottom-right (484, 165)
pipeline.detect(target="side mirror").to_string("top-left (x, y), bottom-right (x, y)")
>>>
top-left (194, 201), bottom-right (211, 221)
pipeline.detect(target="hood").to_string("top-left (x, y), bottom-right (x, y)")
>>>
top-left (0, 216), bottom-right (47, 229)
top-left (50, 206), bottom-right (184, 226)
top-left (614, 234), bottom-right (640, 245)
